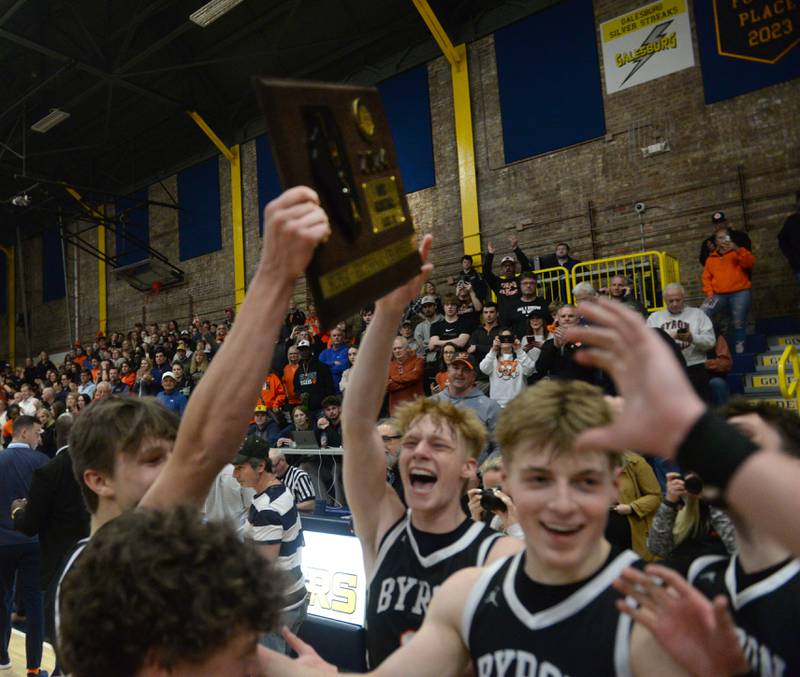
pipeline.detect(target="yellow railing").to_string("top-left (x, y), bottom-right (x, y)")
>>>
top-left (777, 345), bottom-right (800, 412)
top-left (570, 251), bottom-right (680, 312)
top-left (533, 266), bottom-right (571, 305)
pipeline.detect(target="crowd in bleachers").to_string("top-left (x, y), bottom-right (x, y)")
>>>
top-left (2, 184), bottom-right (800, 677)
top-left (0, 211), bottom-right (756, 457)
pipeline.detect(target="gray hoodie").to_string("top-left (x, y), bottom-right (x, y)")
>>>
top-left (430, 387), bottom-right (501, 432)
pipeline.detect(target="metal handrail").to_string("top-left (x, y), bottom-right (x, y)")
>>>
top-left (569, 250), bottom-right (681, 312)
top-left (777, 345), bottom-right (800, 412)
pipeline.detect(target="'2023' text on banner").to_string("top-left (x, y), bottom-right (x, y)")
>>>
top-left (600, 0), bottom-right (696, 93)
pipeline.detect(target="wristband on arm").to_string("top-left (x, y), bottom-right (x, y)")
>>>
top-left (676, 411), bottom-right (757, 501)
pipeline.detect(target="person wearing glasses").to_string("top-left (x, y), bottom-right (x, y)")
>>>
top-left (377, 418), bottom-right (404, 503)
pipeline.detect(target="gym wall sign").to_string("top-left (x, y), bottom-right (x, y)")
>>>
top-left (713, 0), bottom-right (800, 63)
top-left (600, 0), bottom-right (696, 93)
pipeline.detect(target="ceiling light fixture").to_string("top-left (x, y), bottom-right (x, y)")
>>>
top-left (30, 108), bottom-right (70, 133)
top-left (189, 0), bottom-right (245, 27)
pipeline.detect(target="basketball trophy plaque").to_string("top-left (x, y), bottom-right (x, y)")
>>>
top-left (254, 77), bottom-right (422, 328)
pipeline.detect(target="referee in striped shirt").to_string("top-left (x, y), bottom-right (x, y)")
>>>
top-left (233, 435), bottom-right (309, 654)
top-left (269, 448), bottom-right (316, 511)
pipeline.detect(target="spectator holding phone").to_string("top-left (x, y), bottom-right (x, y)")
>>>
top-left (466, 456), bottom-right (522, 539)
top-left (701, 226), bottom-right (756, 354)
top-left (647, 471), bottom-right (736, 574)
top-left (479, 330), bottom-right (535, 407)
top-left (520, 310), bottom-right (551, 365)
top-left (647, 283), bottom-right (716, 401)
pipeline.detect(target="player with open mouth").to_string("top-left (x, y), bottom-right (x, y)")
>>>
top-left (265, 379), bottom-right (693, 677)
top-left (338, 235), bottom-right (522, 667)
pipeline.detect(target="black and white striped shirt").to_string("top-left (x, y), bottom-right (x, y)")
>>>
top-left (244, 483), bottom-right (307, 611)
top-left (280, 465), bottom-right (315, 505)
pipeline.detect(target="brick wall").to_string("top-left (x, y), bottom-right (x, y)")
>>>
top-left (4, 0), bottom-right (799, 360)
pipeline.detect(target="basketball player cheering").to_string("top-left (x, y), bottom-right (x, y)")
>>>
top-left (265, 379), bottom-right (688, 676)
top-left (613, 406), bottom-right (800, 676)
top-left (52, 187), bottom-right (331, 668)
top-left (341, 234), bottom-right (522, 667)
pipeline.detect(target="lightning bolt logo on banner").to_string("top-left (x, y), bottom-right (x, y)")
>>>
top-left (600, 0), bottom-right (695, 93)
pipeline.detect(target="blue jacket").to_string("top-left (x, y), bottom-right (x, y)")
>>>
top-left (319, 344), bottom-right (350, 392)
top-left (0, 444), bottom-right (49, 545)
top-left (156, 390), bottom-right (188, 417)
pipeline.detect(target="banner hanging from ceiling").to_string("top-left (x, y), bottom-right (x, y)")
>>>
top-left (600, 0), bottom-right (696, 94)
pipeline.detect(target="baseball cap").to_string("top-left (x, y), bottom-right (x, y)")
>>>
top-left (420, 295), bottom-right (436, 306)
top-left (161, 371), bottom-right (176, 382)
top-left (176, 341), bottom-right (187, 351)
top-left (297, 339), bottom-right (311, 348)
top-left (231, 435), bottom-right (271, 465)
top-left (254, 404), bottom-right (268, 413)
top-left (450, 350), bottom-right (475, 370)
top-left (711, 211), bottom-right (726, 224)
top-left (500, 255), bottom-right (515, 264)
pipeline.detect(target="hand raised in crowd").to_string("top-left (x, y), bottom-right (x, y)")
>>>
top-left (486, 241), bottom-right (496, 255)
top-left (665, 472), bottom-right (687, 503)
top-left (508, 234), bottom-right (519, 250)
top-left (492, 336), bottom-right (501, 353)
top-left (614, 565), bottom-right (749, 677)
top-left (467, 488), bottom-right (484, 523)
top-left (376, 234), bottom-right (433, 314)
top-left (466, 488), bottom-right (519, 532)
top-left (489, 488), bottom-right (518, 531)
top-left (316, 417), bottom-right (329, 430)
top-left (261, 186), bottom-right (331, 281)
top-left (513, 338), bottom-right (522, 352)
top-left (553, 325), bottom-right (568, 348)
top-left (566, 298), bottom-right (706, 460)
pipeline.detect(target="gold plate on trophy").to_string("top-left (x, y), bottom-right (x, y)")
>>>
top-left (362, 176), bottom-right (406, 234)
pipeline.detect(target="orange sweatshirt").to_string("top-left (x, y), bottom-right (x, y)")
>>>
top-left (256, 373), bottom-right (287, 411)
top-left (282, 364), bottom-right (301, 405)
top-left (702, 248), bottom-right (755, 296)
top-left (387, 356), bottom-right (424, 415)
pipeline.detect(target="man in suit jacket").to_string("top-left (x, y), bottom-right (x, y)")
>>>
top-left (0, 415), bottom-right (49, 674)
top-left (11, 415), bottom-right (89, 658)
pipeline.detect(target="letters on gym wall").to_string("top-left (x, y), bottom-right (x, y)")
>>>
top-left (600, 0), bottom-right (696, 94)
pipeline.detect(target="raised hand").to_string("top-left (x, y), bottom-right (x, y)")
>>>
top-left (565, 298), bottom-right (706, 460)
top-left (261, 186), bottom-right (331, 282)
top-left (487, 241), bottom-right (496, 255)
top-left (508, 234), bottom-right (519, 250)
top-left (614, 564), bottom-right (748, 677)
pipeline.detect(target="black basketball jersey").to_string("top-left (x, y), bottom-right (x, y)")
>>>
top-left (365, 513), bottom-right (503, 667)
top-left (688, 554), bottom-right (800, 676)
top-left (54, 536), bottom-right (91, 642)
top-left (463, 549), bottom-right (640, 677)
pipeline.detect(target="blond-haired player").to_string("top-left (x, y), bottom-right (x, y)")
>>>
top-left (341, 235), bottom-right (522, 667)
top-left (267, 380), bottom-right (690, 677)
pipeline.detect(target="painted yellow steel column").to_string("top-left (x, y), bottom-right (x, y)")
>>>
top-left (229, 145), bottom-right (245, 308)
top-left (412, 0), bottom-right (481, 265)
top-left (98, 208), bottom-right (107, 335)
top-left (188, 111), bottom-right (245, 310)
top-left (450, 44), bottom-right (481, 264)
top-left (0, 244), bottom-right (15, 365)
top-left (65, 187), bottom-right (107, 336)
